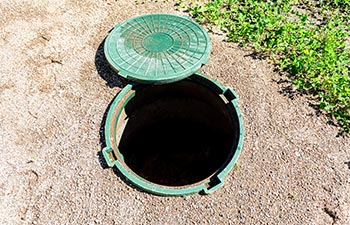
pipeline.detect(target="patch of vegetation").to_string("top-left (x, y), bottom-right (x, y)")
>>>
top-left (178, 0), bottom-right (350, 133)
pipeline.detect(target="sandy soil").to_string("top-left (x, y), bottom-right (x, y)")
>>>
top-left (0, 0), bottom-right (349, 224)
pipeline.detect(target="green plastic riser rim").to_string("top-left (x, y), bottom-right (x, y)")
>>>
top-left (103, 72), bottom-right (244, 196)
top-left (104, 14), bottom-right (211, 84)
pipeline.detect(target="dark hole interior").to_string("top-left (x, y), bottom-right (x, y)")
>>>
top-left (117, 79), bottom-right (239, 186)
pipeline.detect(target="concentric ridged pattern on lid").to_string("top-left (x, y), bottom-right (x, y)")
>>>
top-left (104, 14), bottom-right (211, 84)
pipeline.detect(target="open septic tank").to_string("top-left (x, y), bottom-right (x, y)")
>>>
top-left (102, 14), bottom-right (244, 196)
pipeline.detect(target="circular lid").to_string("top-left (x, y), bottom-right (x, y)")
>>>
top-left (104, 14), bottom-right (211, 84)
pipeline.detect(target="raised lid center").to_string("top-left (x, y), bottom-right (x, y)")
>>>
top-left (142, 33), bottom-right (174, 52)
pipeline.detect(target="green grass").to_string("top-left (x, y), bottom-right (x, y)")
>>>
top-left (178, 0), bottom-right (350, 133)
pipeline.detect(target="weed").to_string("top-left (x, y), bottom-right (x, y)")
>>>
top-left (180, 0), bottom-right (350, 132)
top-left (288, 192), bottom-right (299, 200)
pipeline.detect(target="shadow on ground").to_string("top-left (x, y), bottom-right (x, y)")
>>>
top-left (97, 93), bottom-right (116, 170)
top-left (95, 38), bottom-right (128, 89)
top-left (345, 161), bottom-right (350, 170)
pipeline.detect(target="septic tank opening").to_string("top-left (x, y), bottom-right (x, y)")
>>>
top-left (116, 79), bottom-right (238, 187)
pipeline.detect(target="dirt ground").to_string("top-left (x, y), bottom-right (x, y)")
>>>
top-left (0, 0), bottom-right (349, 224)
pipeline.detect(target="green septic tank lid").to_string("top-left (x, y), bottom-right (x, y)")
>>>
top-left (104, 14), bottom-right (211, 84)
